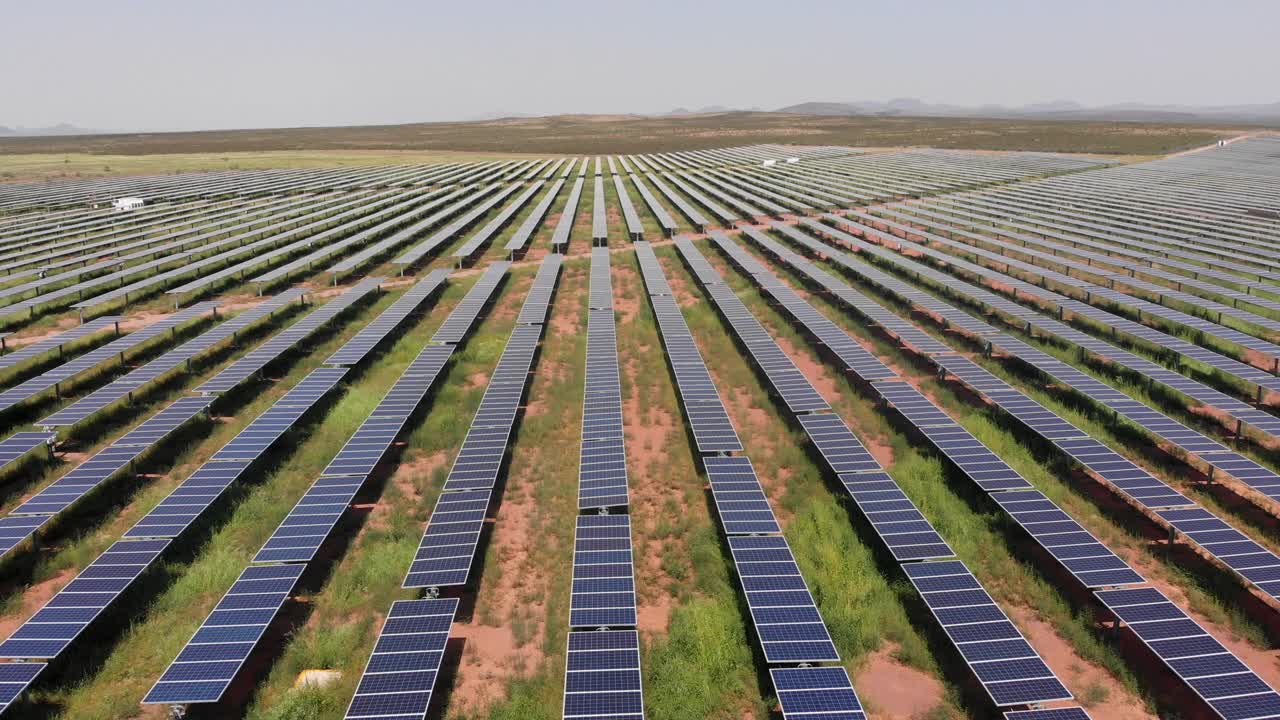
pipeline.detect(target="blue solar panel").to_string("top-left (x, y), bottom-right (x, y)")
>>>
top-left (38, 290), bottom-right (305, 427)
top-left (570, 515), bottom-right (637, 628)
top-left (729, 535), bottom-right (839, 663)
top-left (0, 432), bottom-right (52, 473)
top-left (563, 630), bottom-right (643, 719)
top-left (0, 304), bottom-right (211, 416)
top-left (705, 456), bottom-right (781, 535)
top-left (0, 662), bottom-right (45, 714)
top-left (932, 353), bottom-right (1280, 601)
top-left (143, 564), bottom-right (305, 705)
top-left (198, 277), bottom-right (382, 393)
top-left (406, 259), bottom-right (557, 589)
top-left (579, 249), bottom-right (628, 510)
top-left (0, 538), bottom-right (170, 660)
top-left (634, 243), bottom-right (743, 453)
top-left (903, 560), bottom-right (1072, 706)
top-left (124, 368), bottom-right (347, 541)
top-left (771, 666), bottom-right (865, 720)
top-left (431, 262), bottom-right (509, 344)
top-left (325, 269), bottom-right (449, 365)
top-left (839, 472), bottom-right (955, 561)
top-left (1095, 586), bottom-right (1280, 720)
top-left (0, 316), bottom-right (119, 371)
top-left (344, 598), bottom-right (458, 720)
top-left (8, 396), bottom-right (211, 519)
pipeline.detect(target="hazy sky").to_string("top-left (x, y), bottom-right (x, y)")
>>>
top-left (6, 0), bottom-right (1276, 131)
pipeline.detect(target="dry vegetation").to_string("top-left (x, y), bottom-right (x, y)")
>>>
top-left (0, 112), bottom-right (1246, 166)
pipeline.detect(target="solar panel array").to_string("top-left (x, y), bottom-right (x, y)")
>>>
top-left (147, 272), bottom-right (489, 706)
top-left (750, 224), bottom-right (1280, 718)
top-left (405, 256), bottom-right (558, 589)
top-left (0, 367), bottom-right (347, 700)
top-left (563, 243), bottom-right (645, 716)
top-left (431, 261), bottom-right (510, 344)
top-left (8, 395), bottom-right (211, 516)
top-left (790, 215), bottom-right (1280, 496)
top-left (634, 242), bottom-right (742, 453)
top-left (931, 353), bottom-right (1280, 605)
top-left (37, 290), bottom-right (306, 427)
top-left (0, 303), bottom-right (213, 415)
top-left (633, 240), bottom-right (862, 717)
top-left (197, 277), bottom-right (382, 393)
top-left (344, 598), bottom-right (459, 720)
top-left (765, 219), bottom-right (1280, 609)
top-left (325, 270), bottom-right (448, 365)
top-left (579, 247), bottom-right (628, 509)
top-left (0, 316), bottom-right (119, 372)
top-left (681, 235), bottom-right (1076, 708)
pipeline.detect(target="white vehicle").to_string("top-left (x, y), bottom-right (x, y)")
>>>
top-left (112, 197), bottom-right (145, 211)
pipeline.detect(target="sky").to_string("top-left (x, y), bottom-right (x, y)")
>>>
top-left (5, 0), bottom-right (1277, 131)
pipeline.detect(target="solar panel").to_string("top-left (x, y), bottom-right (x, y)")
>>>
top-left (592, 176), bottom-right (608, 242)
top-left (579, 249), bottom-right (628, 510)
top-left (197, 277), bottom-right (382, 393)
top-left (989, 490), bottom-right (1146, 588)
top-left (1095, 586), bottom-right (1280, 720)
top-left (931, 353), bottom-right (1280, 600)
top-left (0, 432), bottom-right (52, 473)
top-left (1004, 709), bottom-right (1093, 720)
top-left (0, 304), bottom-right (212, 415)
top-left (674, 238), bottom-right (830, 414)
top-left (37, 290), bottom-right (305, 427)
top-left (771, 666), bottom-right (865, 720)
top-left (453, 180), bottom-right (546, 260)
top-left (0, 662), bottom-right (45, 715)
top-left (516, 254), bottom-right (563, 326)
top-left (393, 183), bottom-right (521, 267)
top-left (570, 515), bottom-right (637, 628)
top-left (505, 179), bottom-right (565, 253)
top-left (563, 630), bottom-right (643, 720)
top-left (795, 413), bottom-right (882, 475)
top-left (634, 243), bottom-right (743, 453)
top-left (431, 261), bottom-right (510, 344)
top-left (406, 261), bottom-right (557, 589)
top-left (551, 178), bottom-right (584, 250)
top-left (321, 345), bottom-right (455, 479)
top-left (704, 456), bottom-right (781, 535)
top-left (8, 396), bottom-right (211, 519)
top-left (325, 269), bottom-right (449, 365)
top-left (728, 535), bottom-right (840, 663)
top-left (0, 316), bottom-right (119, 371)
top-left (344, 598), bottom-right (458, 720)
top-left (839, 472), bottom-right (956, 561)
top-left (904, 560), bottom-right (1072, 705)
top-left (124, 368), bottom-right (347, 541)
top-left (0, 538), bottom-right (171, 660)
top-left (142, 564), bottom-right (304, 705)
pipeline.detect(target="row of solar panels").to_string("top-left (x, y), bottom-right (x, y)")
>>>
top-left (565, 244), bottom-right (645, 719)
top-left (633, 240), bottom-right (867, 720)
top-left (735, 223), bottom-right (1280, 719)
top-left (792, 217), bottom-right (1280, 586)
top-left (0, 270), bottom-right (460, 713)
top-left (146, 270), bottom-right (472, 708)
top-left (681, 235), bottom-right (1082, 710)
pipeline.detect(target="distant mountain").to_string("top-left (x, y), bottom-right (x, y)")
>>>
top-left (0, 123), bottom-right (104, 137)
top-left (775, 99), bottom-right (1280, 125)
